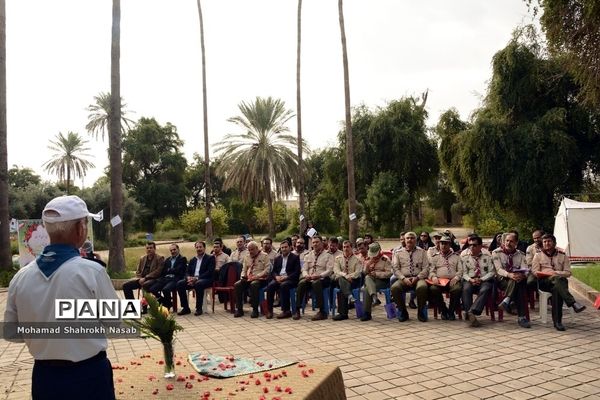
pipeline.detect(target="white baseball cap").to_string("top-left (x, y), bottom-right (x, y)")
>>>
top-left (42, 195), bottom-right (93, 223)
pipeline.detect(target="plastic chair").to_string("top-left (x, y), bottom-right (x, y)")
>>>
top-left (538, 289), bottom-right (575, 324)
top-left (331, 287), bottom-right (361, 316)
top-left (211, 262), bottom-right (240, 313)
top-left (301, 286), bottom-right (331, 316)
top-left (432, 291), bottom-right (463, 320)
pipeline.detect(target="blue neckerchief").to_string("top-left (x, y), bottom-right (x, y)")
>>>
top-left (36, 244), bottom-right (81, 278)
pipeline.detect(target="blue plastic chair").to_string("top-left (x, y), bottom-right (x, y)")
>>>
top-left (331, 287), bottom-right (361, 316)
top-left (300, 286), bottom-right (331, 316)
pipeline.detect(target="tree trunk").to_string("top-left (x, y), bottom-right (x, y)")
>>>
top-left (108, 0), bottom-right (125, 273)
top-left (338, 0), bottom-right (357, 243)
top-left (197, 0), bottom-right (212, 240)
top-left (66, 166), bottom-right (71, 194)
top-left (266, 179), bottom-right (275, 238)
top-left (296, 0), bottom-right (306, 237)
top-left (0, 0), bottom-right (10, 271)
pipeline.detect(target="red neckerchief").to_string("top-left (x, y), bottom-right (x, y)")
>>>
top-left (502, 249), bottom-right (515, 272)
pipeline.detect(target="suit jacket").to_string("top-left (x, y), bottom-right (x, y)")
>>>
top-left (185, 254), bottom-right (216, 281)
top-left (271, 252), bottom-right (301, 284)
top-left (161, 255), bottom-right (188, 280)
top-left (135, 254), bottom-right (165, 279)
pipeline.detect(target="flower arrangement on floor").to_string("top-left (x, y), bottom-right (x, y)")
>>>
top-left (126, 292), bottom-right (183, 378)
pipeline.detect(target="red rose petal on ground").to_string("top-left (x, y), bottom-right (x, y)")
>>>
top-left (158, 360), bottom-right (164, 365)
top-left (151, 389), bottom-right (158, 395)
top-left (281, 370), bottom-right (287, 376)
top-left (255, 379), bottom-right (261, 385)
top-left (249, 374), bottom-right (254, 378)
top-left (176, 375), bottom-right (186, 382)
top-left (185, 382), bottom-right (193, 389)
top-left (166, 384), bottom-right (174, 391)
top-left (309, 368), bottom-right (314, 374)
top-left (275, 385), bottom-right (282, 392)
top-left (302, 370), bottom-right (310, 378)
top-left (214, 387), bottom-right (223, 391)
top-left (263, 387), bottom-right (269, 393)
top-left (176, 360), bottom-right (182, 365)
top-left (285, 387), bottom-right (293, 393)
top-left (117, 378), bottom-right (123, 383)
top-left (298, 363), bottom-right (306, 368)
top-left (189, 374), bottom-right (195, 380)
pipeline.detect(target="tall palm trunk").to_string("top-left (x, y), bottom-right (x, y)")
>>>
top-left (108, 0), bottom-right (125, 273)
top-left (338, 0), bottom-right (357, 242)
top-left (0, 0), bottom-right (10, 271)
top-left (296, 0), bottom-right (306, 237)
top-left (66, 166), bottom-right (71, 194)
top-left (197, 0), bottom-right (212, 239)
top-left (265, 178), bottom-right (275, 238)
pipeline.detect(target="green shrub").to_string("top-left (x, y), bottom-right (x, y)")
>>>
top-left (412, 226), bottom-right (433, 236)
top-left (0, 269), bottom-right (18, 287)
top-left (180, 206), bottom-right (229, 237)
top-left (153, 229), bottom-right (189, 241)
top-left (156, 217), bottom-right (179, 232)
top-left (477, 218), bottom-right (505, 236)
top-left (10, 239), bottom-right (18, 255)
top-left (108, 269), bottom-right (134, 279)
top-left (423, 209), bottom-right (436, 228)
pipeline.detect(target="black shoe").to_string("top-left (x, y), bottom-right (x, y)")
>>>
top-left (360, 312), bottom-right (372, 321)
top-left (398, 310), bottom-right (409, 322)
top-left (348, 301), bottom-right (355, 309)
top-left (408, 299), bottom-right (417, 309)
top-left (554, 322), bottom-right (566, 331)
top-left (234, 310), bottom-right (244, 318)
top-left (374, 298), bottom-right (381, 306)
top-left (573, 302), bottom-right (586, 313)
top-left (447, 311), bottom-right (456, 321)
top-left (194, 309), bottom-right (203, 316)
top-left (440, 308), bottom-right (449, 320)
top-left (518, 317), bottom-right (531, 328)
top-left (250, 310), bottom-right (259, 318)
top-left (333, 314), bottom-right (348, 321)
top-left (418, 307), bottom-right (428, 322)
top-left (177, 308), bottom-right (191, 316)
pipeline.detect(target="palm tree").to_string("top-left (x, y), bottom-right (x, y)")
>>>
top-left (196, 0), bottom-right (212, 239)
top-left (0, 0), bottom-right (10, 271)
top-left (108, 0), bottom-right (125, 273)
top-left (338, 0), bottom-right (358, 242)
top-left (85, 91), bottom-right (133, 141)
top-left (42, 132), bottom-right (95, 194)
top-left (214, 97), bottom-right (308, 237)
top-left (296, 0), bottom-right (307, 237)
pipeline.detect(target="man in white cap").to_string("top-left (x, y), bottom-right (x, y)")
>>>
top-left (4, 195), bottom-right (118, 399)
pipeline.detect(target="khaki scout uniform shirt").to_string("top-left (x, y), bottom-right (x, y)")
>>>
top-left (532, 250), bottom-right (572, 278)
top-left (392, 247), bottom-right (429, 280)
top-left (214, 252), bottom-right (230, 271)
top-left (428, 250), bottom-right (462, 280)
top-left (230, 248), bottom-right (249, 263)
top-left (241, 251), bottom-right (271, 280)
top-left (492, 248), bottom-right (528, 278)
top-left (525, 244), bottom-right (542, 267)
top-left (427, 245), bottom-right (441, 259)
top-left (264, 249), bottom-right (278, 264)
top-left (329, 249), bottom-right (343, 260)
top-left (364, 255), bottom-right (392, 280)
top-left (333, 254), bottom-right (362, 280)
top-left (302, 250), bottom-right (335, 278)
top-left (292, 249), bottom-right (309, 262)
top-left (461, 252), bottom-right (495, 281)
top-left (459, 247), bottom-right (491, 257)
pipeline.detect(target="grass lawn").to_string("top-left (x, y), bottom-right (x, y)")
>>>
top-left (572, 263), bottom-right (600, 292)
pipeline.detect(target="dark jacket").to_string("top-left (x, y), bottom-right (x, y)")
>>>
top-left (161, 255), bottom-right (188, 280)
top-left (185, 254), bottom-right (216, 281)
top-left (271, 252), bottom-right (301, 284)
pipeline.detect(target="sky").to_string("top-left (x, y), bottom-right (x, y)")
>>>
top-left (6, 0), bottom-right (536, 187)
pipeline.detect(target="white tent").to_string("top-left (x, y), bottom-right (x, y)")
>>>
top-left (554, 197), bottom-right (600, 261)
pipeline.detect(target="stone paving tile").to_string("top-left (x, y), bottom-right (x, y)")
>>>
top-left (1, 289), bottom-right (599, 399)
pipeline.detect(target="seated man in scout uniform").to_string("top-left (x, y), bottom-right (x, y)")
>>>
top-left (428, 235), bottom-right (462, 320)
top-left (332, 240), bottom-right (363, 321)
top-left (361, 242), bottom-right (392, 321)
top-left (493, 232), bottom-right (531, 328)
top-left (390, 232), bottom-right (429, 322)
top-left (532, 233), bottom-right (586, 331)
top-left (233, 241), bottom-right (271, 318)
top-left (294, 235), bottom-right (335, 321)
top-left (461, 235), bottom-right (495, 327)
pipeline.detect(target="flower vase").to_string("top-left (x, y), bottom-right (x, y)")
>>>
top-left (162, 341), bottom-right (175, 378)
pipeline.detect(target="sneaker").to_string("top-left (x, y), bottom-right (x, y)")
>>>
top-left (518, 317), bottom-right (531, 328)
top-left (499, 299), bottom-right (511, 313)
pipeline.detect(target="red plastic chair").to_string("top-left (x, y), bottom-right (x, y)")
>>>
top-left (211, 263), bottom-right (239, 313)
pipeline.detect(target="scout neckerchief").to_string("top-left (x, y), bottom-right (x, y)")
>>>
top-left (503, 249), bottom-right (515, 272)
top-left (471, 253), bottom-right (481, 277)
top-left (441, 249), bottom-right (454, 274)
top-left (248, 252), bottom-right (259, 278)
top-left (311, 250), bottom-right (322, 275)
top-left (408, 248), bottom-right (415, 276)
top-left (344, 254), bottom-right (350, 274)
top-left (543, 249), bottom-right (557, 269)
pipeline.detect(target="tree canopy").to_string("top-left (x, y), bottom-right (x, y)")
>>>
top-left (122, 117), bottom-right (188, 230)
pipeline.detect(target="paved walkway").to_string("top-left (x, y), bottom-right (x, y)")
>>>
top-left (1, 289), bottom-right (599, 399)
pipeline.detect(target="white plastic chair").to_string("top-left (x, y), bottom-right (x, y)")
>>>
top-left (538, 289), bottom-right (575, 324)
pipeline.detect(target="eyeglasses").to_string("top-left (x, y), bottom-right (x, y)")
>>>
top-left (420, 235), bottom-right (428, 238)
